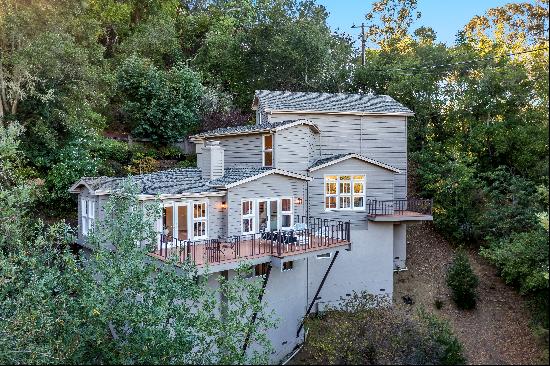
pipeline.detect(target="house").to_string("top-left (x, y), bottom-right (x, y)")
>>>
top-left (69, 90), bottom-right (433, 363)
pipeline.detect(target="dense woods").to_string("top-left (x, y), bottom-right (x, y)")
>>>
top-left (1, 0), bottom-right (548, 363)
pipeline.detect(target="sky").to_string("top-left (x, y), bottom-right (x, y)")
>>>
top-left (317, 0), bottom-right (514, 46)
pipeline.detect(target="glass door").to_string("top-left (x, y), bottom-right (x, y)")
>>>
top-left (269, 200), bottom-right (278, 231)
top-left (258, 199), bottom-right (279, 232)
top-left (176, 203), bottom-right (188, 241)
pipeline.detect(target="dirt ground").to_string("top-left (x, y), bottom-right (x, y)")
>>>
top-left (393, 223), bottom-right (545, 365)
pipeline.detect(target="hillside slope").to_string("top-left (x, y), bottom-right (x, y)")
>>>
top-left (394, 223), bottom-right (545, 365)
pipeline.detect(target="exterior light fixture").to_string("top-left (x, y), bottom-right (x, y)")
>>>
top-left (294, 197), bottom-right (303, 205)
top-left (221, 201), bottom-right (227, 209)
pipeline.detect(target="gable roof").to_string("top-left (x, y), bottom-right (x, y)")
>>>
top-left (209, 168), bottom-right (311, 188)
top-left (69, 167), bottom-right (311, 197)
top-left (189, 119), bottom-right (319, 141)
top-left (308, 153), bottom-right (401, 173)
top-left (252, 90), bottom-right (414, 116)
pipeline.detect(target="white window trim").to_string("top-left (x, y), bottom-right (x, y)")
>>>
top-left (241, 199), bottom-right (255, 234)
top-left (192, 201), bottom-right (208, 240)
top-left (241, 197), bottom-right (294, 234)
top-left (81, 198), bottom-right (95, 237)
top-left (158, 200), bottom-right (209, 242)
top-left (324, 174), bottom-right (366, 212)
top-left (262, 134), bottom-right (274, 167)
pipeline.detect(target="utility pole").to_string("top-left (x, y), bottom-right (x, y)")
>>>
top-left (351, 23), bottom-right (366, 66)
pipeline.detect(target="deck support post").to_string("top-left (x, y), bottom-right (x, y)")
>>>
top-left (242, 263), bottom-right (272, 356)
top-left (296, 250), bottom-right (340, 338)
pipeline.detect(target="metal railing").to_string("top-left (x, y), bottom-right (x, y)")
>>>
top-left (366, 198), bottom-right (433, 216)
top-left (152, 216), bottom-right (351, 267)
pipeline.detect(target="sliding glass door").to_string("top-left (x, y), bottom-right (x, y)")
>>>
top-left (162, 203), bottom-right (189, 247)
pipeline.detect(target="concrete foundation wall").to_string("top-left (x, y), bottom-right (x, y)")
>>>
top-left (393, 223), bottom-right (407, 270)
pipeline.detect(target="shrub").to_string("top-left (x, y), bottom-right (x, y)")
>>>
top-left (446, 250), bottom-right (479, 309)
top-left (117, 55), bottom-right (204, 144)
top-left (418, 309), bottom-right (466, 365)
top-left (298, 292), bottom-right (466, 365)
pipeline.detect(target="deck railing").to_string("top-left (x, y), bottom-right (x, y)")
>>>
top-left (366, 198), bottom-right (433, 216)
top-left (153, 216), bottom-right (351, 267)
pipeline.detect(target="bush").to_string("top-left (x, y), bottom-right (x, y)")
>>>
top-left (117, 55), bottom-right (204, 144)
top-left (446, 250), bottom-right (479, 309)
top-left (418, 309), bottom-right (466, 365)
top-left (298, 292), bottom-right (466, 365)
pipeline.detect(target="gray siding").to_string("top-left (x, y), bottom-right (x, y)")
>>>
top-left (226, 174), bottom-right (307, 237)
top-left (201, 135), bottom-right (263, 168)
top-left (274, 125), bottom-right (320, 174)
top-left (308, 158), bottom-right (395, 227)
top-left (207, 195), bottom-right (227, 239)
top-left (268, 112), bottom-right (407, 200)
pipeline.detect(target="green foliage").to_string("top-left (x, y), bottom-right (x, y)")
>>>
top-left (117, 55), bottom-right (204, 144)
top-left (417, 309), bottom-right (466, 365)
top-left (299, 292), bottom-right (466, 365)
top-left (481, 214), bottom-right (549, 304)
top-left (446, 250), bottom-right (479, 309)
top-left (0, 179), bottom-right (276, 364)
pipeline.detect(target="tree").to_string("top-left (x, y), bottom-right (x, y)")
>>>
top-left (446, 250), bottom-right (479, 309)
top-left (0, 169), bottom-right (276, 363)
top-left (117, 55), bottom-right (204, 144)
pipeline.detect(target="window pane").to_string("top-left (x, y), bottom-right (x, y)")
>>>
top-left (194, 221), bottom-right (206, 237)
top-left (281, 198), bottom-right (291, 212)
top-left (177, 206), bottom-right (188, 240)
top-left (340, 182), bottom-right (351, 194)
top-left (353, 175), bottom-right (364, 180)
top-left (340, 196), bottom-right (351, 208)
top-left (163, 206), bottom-right (174, 237)
top-left (353, 196), bottom-right (364, 209)
top-left (340, 175), bottom-right (351, 180)
top-left (354, 182), bottom-right (364, 194)
top-left (254, 263), bottom-right (270, 276)
top-left (194, 203), bottom-right (206, 218)
top-left (283, 261), bottom-right (293, 271)
top-left (282, 214), bottom-right (291, 228)
top-left (326, 182), bottom-right (337, 194)
top-left (243, 218), bottom-right (253, 233)
top-left (242, 201), bottom-right (252, 215)
top-left (263, 135), bottom-right (273, 149)
top-left (326, 176), bottom-right (337, 180)
top-left (264, 151), bottom-right (273, 166)
top-left (325, 196), bottom-right (337, 209)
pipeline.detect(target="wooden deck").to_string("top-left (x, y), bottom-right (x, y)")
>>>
top-left (150, 236), bottom-right (351, 268)
top-left (367, 210), bottom-right (433, 222)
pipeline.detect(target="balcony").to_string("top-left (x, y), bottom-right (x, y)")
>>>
top-left (150, 216), bottom-right (351, 272)
top-left (366, 198), bottom-right (433, 222)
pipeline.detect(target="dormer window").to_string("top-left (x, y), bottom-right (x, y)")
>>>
top-left (262, 134), bottom-right (273, 167)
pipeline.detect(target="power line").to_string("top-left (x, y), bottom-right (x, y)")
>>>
top-left (363, 46), bottom-right (549, 75)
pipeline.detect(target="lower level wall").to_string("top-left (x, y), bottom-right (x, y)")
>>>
top-left (307, 223), bottom-right (395, 311)
top-left (393, 223), bottom-right (407, 270)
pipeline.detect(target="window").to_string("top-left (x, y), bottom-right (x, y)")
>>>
top-left (81, 198), bottom-right (95, 236)
top-left (262, 134), bottom-right (273, 167)
top-left (192, 202), bottom-right (208, 239)
top-left (254, 263), bottom-right (270, 277)
top-left (317, 253), bottom-right (332, 259)
top-left (242, 200), bottom-right (255, 234)
top-left (324, 175), bottom-right (366, 211)
top-left (281, 198), bottom-right (292, 229)
top-left (282, 261), bottom-right (294, 271)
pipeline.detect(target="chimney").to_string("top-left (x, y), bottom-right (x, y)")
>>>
top-left (201, 141), bottom-right (224, 180)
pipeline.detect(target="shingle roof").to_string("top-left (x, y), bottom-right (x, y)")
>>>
top-left (308, 153), bottom-right (401, 173)
top-left (190, 119), bottom-right (319, 140)
top-left (208, 167), bottom-right (272, 187)
top-left (253, 90), bottom-right (413, 115)
top-left (72, 168), bottom-right (214, 195)
top-left (70, 167), bottom-right (310, 196)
